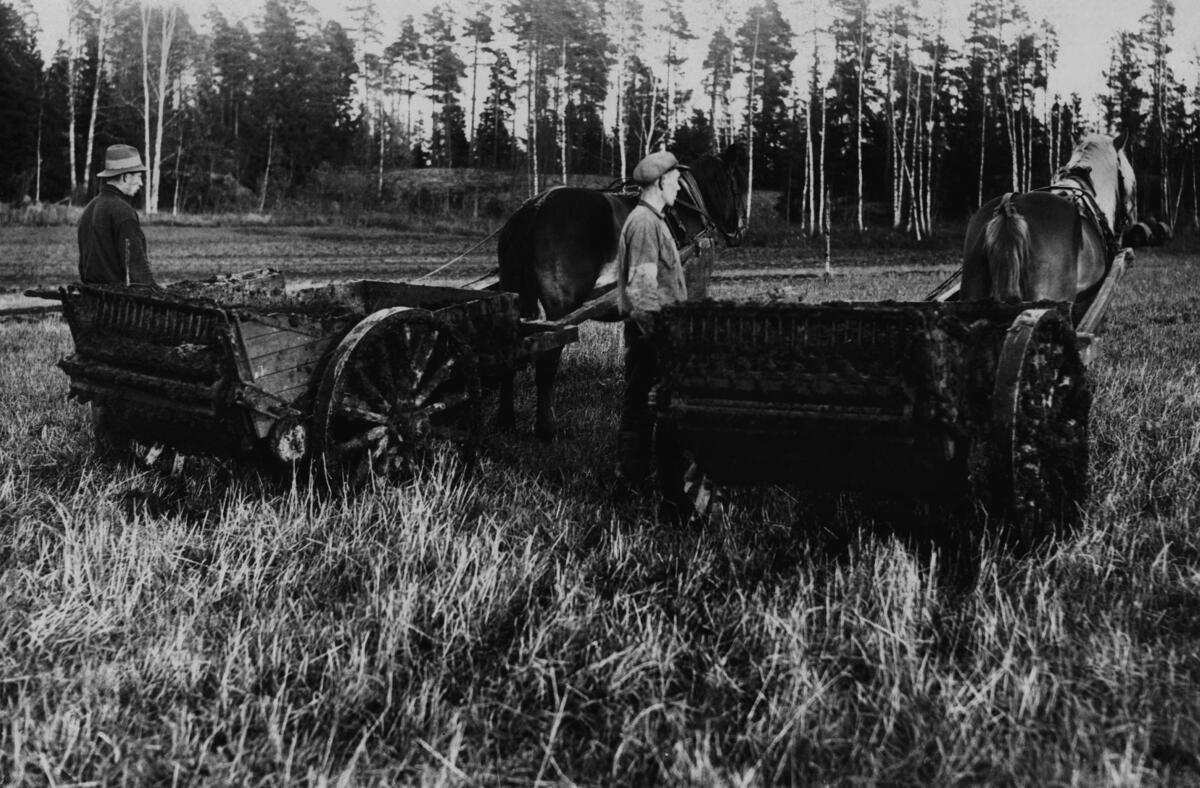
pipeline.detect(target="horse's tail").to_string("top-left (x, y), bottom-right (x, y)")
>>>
top-left (983, 192), bottom-right (1030, 300)
top-left (497, 199), bottom-right (542, 319)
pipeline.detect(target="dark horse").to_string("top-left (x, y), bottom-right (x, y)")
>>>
top-left (496, 144), bottom-right (749, 440)
top-left (963, 132), bottom-right (1136, 306)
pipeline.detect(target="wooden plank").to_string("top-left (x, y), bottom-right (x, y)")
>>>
top-left (554, 289), bottom-right (619, 327)
top-left (252, 365), bottom-right (317, 401)
top-left (684, 237), bottom-right (715, 300)
top-left (553, 240), bottom-right (707, 327)
top-left (240, 321), bottom-right (330, 363)
top-left (520, 325), bottom-right (579, 357)
top-left (1075, 248), bottom-right (1132, 335)
top-left (248, 336), bottom-right (334, 380)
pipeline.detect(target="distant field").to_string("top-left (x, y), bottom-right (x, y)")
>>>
top-left (2, 228), bottom-right (1199, 784)
top-left (1, 224), bottom-right (963, 294)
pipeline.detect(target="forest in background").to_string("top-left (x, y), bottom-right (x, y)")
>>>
top-left (0, 0), bottom-right (1196, 236)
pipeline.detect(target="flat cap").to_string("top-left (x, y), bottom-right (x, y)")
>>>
top-left (631, 151), bottom-right (689, 186)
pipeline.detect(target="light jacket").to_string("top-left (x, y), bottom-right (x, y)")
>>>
top-left (616, 201), bottom-right (686, 332)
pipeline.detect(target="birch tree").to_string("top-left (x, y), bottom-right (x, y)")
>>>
top-left (831, 0), bottom-right (871, 230)
top-left (84, 0), bottom-right (111, 194)
top-left (139, 1), bottom-right (177, 213)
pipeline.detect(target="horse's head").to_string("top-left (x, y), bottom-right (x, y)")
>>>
top-left (1114, 131), bottom-right (1137, 230)
top-left (1056, 132), bottom-right (1137, 238)
top-left (676, 143), bottom-right (750, 246)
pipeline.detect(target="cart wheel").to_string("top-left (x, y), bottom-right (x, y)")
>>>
top-left (313, 307), bottom-right (481, 487)
top-left (988, 307), bottom-right (1090, 548)
top-left (653, 418), bottom-right (716, 525)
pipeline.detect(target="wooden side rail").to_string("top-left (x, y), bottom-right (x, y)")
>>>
top-left (1076, 248), bottom-right (1133, 335)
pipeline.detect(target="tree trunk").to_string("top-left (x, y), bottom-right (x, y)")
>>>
top-left (885, 17), bottom-right (898, 228)
top-left (67, 13), bottom-right (78, 198)
top-left (977, 88), bottom-right (988, 209)
top-left (528, 44), bottom-right (539, 195)
top-left (924, 26), bottom-right (941, 236)
top-left (84, 0), bottom-right (110, 198)
top-left (141, 2), bottom-right (151, 211)
top-left (378, 99), bottom-right (386, 201)
top-left (746, 14), bottom-right (760, 223)
top-left (559, 36), bottom-right (567, 185)
top-left (616, 36), bottom-right (628, 177)
top-left (818, 78), bottom-right (827, 233)
top-left (259, 123), bottom-right (274, 213)
top-left (35, 96), bottom-right (43, 202)
top-left (910, 65), bottom-right (923, 238)
top-left (707, 50), bottom-right (718, 150)
top-left (1185, 148), bottom-right (1195, 227)
top-left (172, 121), bottom-right (182, 214)
top-left (469, 21), bottom-right (480, 169)
top-left (149, 4), bottom-right (177, 214)
top-left (805, 97), bottom-right (814, 234)
top-left (855, 12), bottom-right (864, 232)
top-left (664, 40), bottom-right (673, 147)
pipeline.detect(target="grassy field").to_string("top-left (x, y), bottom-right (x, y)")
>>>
top-left (1, 228), bottom-right (1199, 785)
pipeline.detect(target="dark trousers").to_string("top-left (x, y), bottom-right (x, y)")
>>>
top-left (621, 321), bottom-right (658, 435)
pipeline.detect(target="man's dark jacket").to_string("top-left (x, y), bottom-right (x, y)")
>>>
top-left (78, 184), bottom-right (155, 285)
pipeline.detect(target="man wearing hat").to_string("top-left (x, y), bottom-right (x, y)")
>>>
top-left (79, 144), bottom-right (156, 286)
top-left (614, 149), bottom-right (689, 489)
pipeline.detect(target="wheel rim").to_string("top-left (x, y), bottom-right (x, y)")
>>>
top-left (992, 308), bottom-right (1090, 545)
top-left (315, 308), bottom-right (480, 486)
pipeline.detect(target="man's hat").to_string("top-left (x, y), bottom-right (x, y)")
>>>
top-left (97, 144), bottom-right (147, 178)
top-left (632, 151), bottom-right (689, 186)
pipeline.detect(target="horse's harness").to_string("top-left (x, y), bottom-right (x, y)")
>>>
top-left (673, 167), bottom-right (747, 246)
top-left (1015, 161), bottom-right (1126, 264)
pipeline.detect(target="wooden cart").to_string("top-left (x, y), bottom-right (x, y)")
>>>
top-left (31, 271), bottom-right (577, 483)
top-left (651, 249), bottom-right (1134, 544)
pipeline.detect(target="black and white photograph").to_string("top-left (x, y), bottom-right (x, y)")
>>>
top-left (1, 0), bottom-right (1199, 783)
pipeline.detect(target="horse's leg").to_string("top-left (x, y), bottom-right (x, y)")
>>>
top-left (534, 347), bottom-right (563, 442)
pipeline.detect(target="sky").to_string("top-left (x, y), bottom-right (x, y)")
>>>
top-left (30, 0), bottom-right (1200, 121)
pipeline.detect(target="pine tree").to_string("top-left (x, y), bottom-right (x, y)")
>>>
top-left (702, 26), bottom-right (734, 150)
top-left (735, 0), bottom-right (796, 189)
top-left (476, 46), bottom-right (516, 169)
top-left (462, 3), bottom-right (494, 167)
top-left (0, 1), bottom-right (43, 202)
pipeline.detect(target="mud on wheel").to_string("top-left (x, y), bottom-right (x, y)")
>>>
top-left (313, 307), bottom-right (481, 488)
top-left (988, 307), bottom-right (1090, 549)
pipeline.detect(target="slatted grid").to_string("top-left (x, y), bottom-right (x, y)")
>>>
top-left (90, 288), bottom-right (225, 345)
top-left (678, 305), bottom-right (916, 355)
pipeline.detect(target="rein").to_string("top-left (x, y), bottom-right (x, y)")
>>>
top-left (674, 165), bottom-right (747, 245)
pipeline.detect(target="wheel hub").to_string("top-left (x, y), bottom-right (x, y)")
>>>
top-left (393, 408), bottom-right (432, 443)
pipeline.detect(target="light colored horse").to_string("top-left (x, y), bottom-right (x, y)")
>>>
top-left (962, 133), bottom-right (1137, 304)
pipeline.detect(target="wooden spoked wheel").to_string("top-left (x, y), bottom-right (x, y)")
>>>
top-left (988, 307), bottom-right (1090, 548)
top-left (313, 307), bottom-right (481, 487)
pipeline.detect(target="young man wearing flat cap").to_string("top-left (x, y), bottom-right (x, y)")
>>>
top-left (614, 149), bottom-right (689, 489)
top-left (79, 144), bottom-right (156, 287)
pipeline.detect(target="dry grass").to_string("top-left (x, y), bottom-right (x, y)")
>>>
top-left (1, 240), bottom-right (1199, 785)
